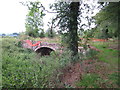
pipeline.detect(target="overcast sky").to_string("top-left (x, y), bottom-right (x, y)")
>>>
top-left (0, 0), bottom-right (99, 34)
top-left (0, 0), bottom-right (55, 34)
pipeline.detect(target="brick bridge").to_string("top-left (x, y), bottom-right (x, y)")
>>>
top-left (22, 40), bottom-right (62, 56)
top-left (22, 39), bottom-right (101, 56)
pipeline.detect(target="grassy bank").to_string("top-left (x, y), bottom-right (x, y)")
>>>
top-left (75, 40), bottom-right (119, 88)
top-left (1, 37), bottom-right (74, 88)
top-left (1, 37), bottom-right (119, 88)
top-left (91, 41), bottom-right (118, 66)
top-left (1, 37), bottom-right (59, 88)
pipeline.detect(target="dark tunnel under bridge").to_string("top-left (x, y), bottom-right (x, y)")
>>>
top-left (34, 46), bottom-right (55, 56)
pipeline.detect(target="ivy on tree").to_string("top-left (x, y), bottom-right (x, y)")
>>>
top-left (49, 1), bottom-right (98, 58)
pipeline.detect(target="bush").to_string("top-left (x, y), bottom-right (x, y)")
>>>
top-left (46, 29), bottom-right (56, 38)
top-left (2, 38), bottom-right (60, 88)
top-left (39, 31), bottom-right (45, 38)
top-left (2, 38), bottom-right (93, 88)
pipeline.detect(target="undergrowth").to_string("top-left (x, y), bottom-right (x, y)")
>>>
top-left (1, 37), bottom-right (77, 88)
top-left (76, 41), bottom-right (119, 88)
top-left (76, 72), bottom-right (119, 88)
top-left (1, 37), bottom-right (119, 88)
top-left (2, 38), bottom-right (61, 88)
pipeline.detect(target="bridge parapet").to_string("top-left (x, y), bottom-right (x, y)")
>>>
top-left (22, 40), bottom-right (62, 56)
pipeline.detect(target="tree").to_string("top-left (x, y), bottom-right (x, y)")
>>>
top-left (47, 18), bottom-right (57, 38)
top-left (2, 34), bottom-right (6, 38)
top-left (39, 29), bottom-right (45, 38)
top-left (22, 1), bottom-right (45, 37)
top-left (50, 1), bottom-right (99, 58)
top-left (46, 28), bottom-right (56, 38)
top-left (94, 2), bottom-right (119, 38)
top-left (50, 1), bottom-right (80, 57)
top-left (68, 2), bottom-right (80, 56)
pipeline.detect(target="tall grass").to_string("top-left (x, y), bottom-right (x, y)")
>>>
top-left (2, 38), bottom-right (61, 88)
top-left (1, 37), bottom-right (76, 88)
top-left (2, 37), bottom-right (119, 88)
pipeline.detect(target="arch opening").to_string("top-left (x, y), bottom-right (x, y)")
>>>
top-left (35, 47), bottom-right (54, 56)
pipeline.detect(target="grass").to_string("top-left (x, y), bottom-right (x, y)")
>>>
top-left (1, 37), bottom-right (75, 88)
top-left (76, 74), bottom-right (100, 88)
top-left (90, 41), bottom-right (118, 66)
top-left (97, 49), bottom-right (118, 66)
top-left (1, 37), bottom-right (60, 88)
top-left (1, 37), bottom-right (119, 88)
top-left (18, 35), bottom-right (61, 44)
top-left (76, 40), bottom-right (119, 88)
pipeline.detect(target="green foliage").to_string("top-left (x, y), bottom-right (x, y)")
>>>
top-left (50, 1), bottom-right (100, 57)
top-left (2, 38), bottom-right (80, 88)
top-left (49, 2), bottom-right (70, 32)
top-left (93, 26), bottom-right (110, 39)
top-left (76, 40), bottom-right (119, 88)
top-left (46, 28), bottom-right (56, 38)
top-left (89, 41), bottom-right (118, 88)
top-left (76, 74), bottom-right (100, 88)
top-left (83, 28), bottom-right (96, 38)
top-left (39, 30), bottom-right (45, 38)
top-left (51, 2), bottom-right (81, 56)
top-left (26, 29), bottom-right (39, 37)
top-left (94, 2), bottom-right (119, 38)
top-left (61, 33), bottom-right (69, 46)
top-left (108, 72), bottom-right (119, 87)
top-left (98, 49), bottom-right (118, 66)
top-left (23, 1), bottom-right (45, 38)
top-left (91, 41), bottom-right (118, 66)
top-left (76, 72), bottom-right (119, 88)
top-left (85, 48), bottom-right (98, 60)
top-left (1, 37), bottom-right (119, 88)
top-left (59, 49), bottom-right (73, 67)
top-left (2, 38), bottom-right (36, 88)
top-left (2, 38), bottom-right (60, 88)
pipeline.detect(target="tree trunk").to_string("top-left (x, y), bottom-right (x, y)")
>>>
top-left (68, 2), bottom-right (80, 56)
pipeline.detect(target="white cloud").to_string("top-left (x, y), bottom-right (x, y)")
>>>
top-left (0, 0), bottom-right (55, 34)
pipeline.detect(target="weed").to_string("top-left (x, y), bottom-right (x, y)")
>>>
top-left (76, 73), bottom-right (100, 88)
top-left (2, 38), bottom-right (60, 88)
top-left (107, 72), bottom-right (119, 87)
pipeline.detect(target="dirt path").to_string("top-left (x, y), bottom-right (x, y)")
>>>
top-left (59, 63), bottom-right (82, 87)
top-left (58, 60), bottom-right (97, 87)
top-left (58, 59), bottom-right (118, 88)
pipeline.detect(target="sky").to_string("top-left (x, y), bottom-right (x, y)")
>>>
top-left (0, 0), bottom-right (55, 34)
top-left (0, 0), bottom-right (99, 34)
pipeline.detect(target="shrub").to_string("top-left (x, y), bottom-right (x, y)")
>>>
top-left (2, 38), bottom-right (59, 88)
